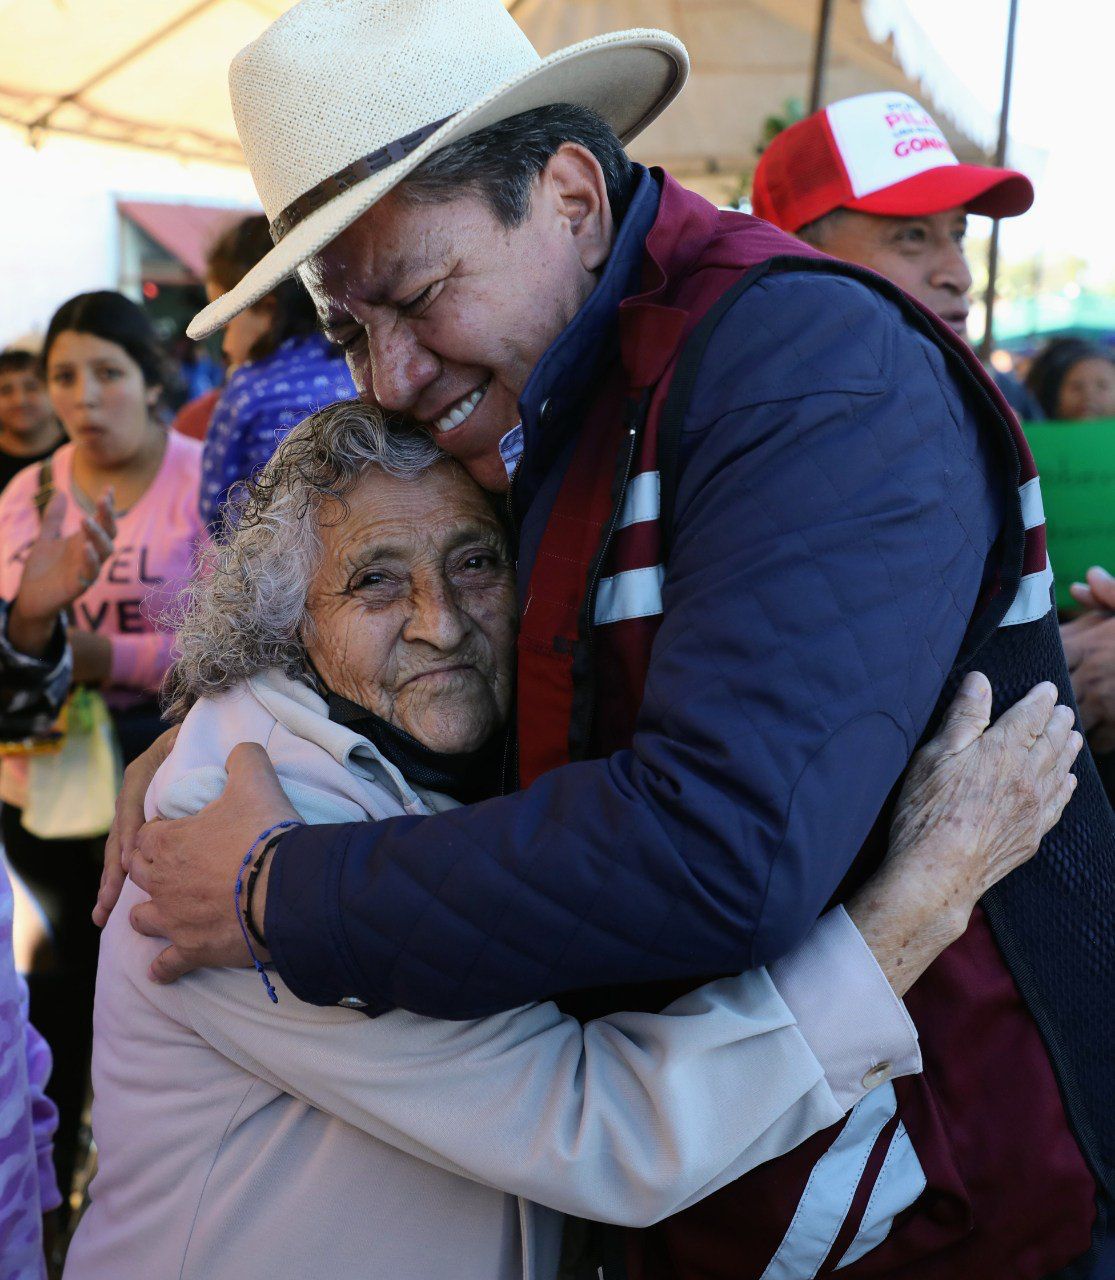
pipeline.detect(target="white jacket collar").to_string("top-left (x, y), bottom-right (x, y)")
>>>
top-left (246, 668), bottom-right (429, 816)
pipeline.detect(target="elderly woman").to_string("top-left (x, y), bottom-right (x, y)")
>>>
top-left (66, 403), bottom-right (1078, 1280)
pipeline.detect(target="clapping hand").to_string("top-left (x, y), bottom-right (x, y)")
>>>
top-left (1061, 565), bottom-right (1115, 753)
top-left (8, 489), bottom-right (116, 657)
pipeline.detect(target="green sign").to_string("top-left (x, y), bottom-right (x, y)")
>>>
top-left (1023, 419), bottom-right (1115, 611)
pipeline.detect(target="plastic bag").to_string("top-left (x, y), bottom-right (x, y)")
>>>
top-left (22, 687), bottom-right (122, 840)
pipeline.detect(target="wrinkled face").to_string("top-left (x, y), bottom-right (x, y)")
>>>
top-left (300, 146), bottom-right (613, 493)
top-left (206, 279), bottom-right (273, 370)
top-left (46, 331), bottom-right (160, 467)
top-left (0, 369), bottom-right (52, 439)
top-left (304, 460), bottom-right (517, 753)
top-left (812, 207), bottom-right (972, 337)
top-left (1057, 356), bottom-right (1115, 421)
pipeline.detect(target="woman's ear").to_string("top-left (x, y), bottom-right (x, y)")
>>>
top-left (146, 384), bottom-right (163, 410)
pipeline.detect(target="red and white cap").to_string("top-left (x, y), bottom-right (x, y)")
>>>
top-left (752, 91), bottom-right (1034, 232)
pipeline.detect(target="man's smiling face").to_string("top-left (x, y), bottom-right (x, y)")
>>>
top-left (301, 145), bottom-right (614, 493)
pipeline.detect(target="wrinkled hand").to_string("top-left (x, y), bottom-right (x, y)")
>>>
top-left (127, 742), bottom-right (300, 983)
top-left (1062, 566), bottom-right (1115, 752)
top-left (848, 673), bottom-right (1081, 996)
top-left (9, 490), bottom-right (115, 656)
top-left (94, 724), bottom-right (180, 927)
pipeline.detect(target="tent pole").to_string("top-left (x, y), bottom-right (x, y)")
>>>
top-left (980, 0), bottom-right (1021, 361)
top-left (808, 0), bottom-right (837, 113)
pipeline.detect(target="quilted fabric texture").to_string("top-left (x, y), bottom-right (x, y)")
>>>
top-left (267, 266), bottom-right (1003, 1018)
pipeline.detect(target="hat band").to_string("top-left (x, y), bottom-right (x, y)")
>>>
top-left (269, 114), bottom-right (455, 243)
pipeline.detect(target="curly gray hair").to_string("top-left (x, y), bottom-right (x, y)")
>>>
top-left (163, 400), bottom-right (444, 721)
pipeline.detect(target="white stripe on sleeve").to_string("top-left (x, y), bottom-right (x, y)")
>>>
top-left (1018, 477), bottom-right (1046, 531)
top-left (1000, 558), bottom-right (1054, 627)
top-left (615, 471), bottom-right (661, 531)
top-left (758, 1084), bottom-right (899, 1280)
top-left (835, 1121), bottom-right (927, 1270)
top-left (594, 565), bottom-right (665, 626)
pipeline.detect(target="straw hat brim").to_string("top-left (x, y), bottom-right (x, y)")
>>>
top-left (188, 29), bottom-right (688, 339)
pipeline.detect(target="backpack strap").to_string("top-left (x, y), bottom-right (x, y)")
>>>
top-left (655, 261), bottom-right (776, 558)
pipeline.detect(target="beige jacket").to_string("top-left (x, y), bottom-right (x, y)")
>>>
top-left (65, 670), bottom-right (919, 1280)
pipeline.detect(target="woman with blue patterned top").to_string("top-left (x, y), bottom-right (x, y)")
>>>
top-left (199, 216), bottom-right (355, 532)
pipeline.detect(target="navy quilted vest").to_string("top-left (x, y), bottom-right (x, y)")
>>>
top-left (522, 176), bottom-right (1115, 1279)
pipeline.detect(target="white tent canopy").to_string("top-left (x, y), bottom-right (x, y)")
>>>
top-left (511, 0), bottom-right (1029, 201)
top-left (0, 0), bottom-right (289, 164)
top-left (0, 0), bottom-right (1031, 196)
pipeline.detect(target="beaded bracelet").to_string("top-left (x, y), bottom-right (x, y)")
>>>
top-left (235, 820), bottom-right (303, 1003)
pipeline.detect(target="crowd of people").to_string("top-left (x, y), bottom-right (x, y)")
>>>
top-left (0, 1), bottom-right (1111, 1279)
top-left (0, 223), bottom-right (355, 1272)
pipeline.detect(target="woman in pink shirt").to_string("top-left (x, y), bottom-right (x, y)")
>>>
top-left (0, 291), bottom-right (205, 1219)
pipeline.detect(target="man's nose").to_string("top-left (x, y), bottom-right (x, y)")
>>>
top-left (365, 319), bottom-right (440, 414)
top-left (402, 578), bottom-right (469, 651)
top-left (929, 243), bottom-right (973, 297)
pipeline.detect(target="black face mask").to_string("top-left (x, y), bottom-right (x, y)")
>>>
top-left (325, 689), bottom-right (505, 805)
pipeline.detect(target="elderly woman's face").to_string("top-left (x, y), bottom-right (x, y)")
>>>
top-left (304, 460), bottom-right (517, 754)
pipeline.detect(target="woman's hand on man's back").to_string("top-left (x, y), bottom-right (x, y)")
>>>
top-left (848, 673), bottom-right (1081, 997)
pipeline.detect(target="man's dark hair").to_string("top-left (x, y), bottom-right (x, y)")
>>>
top-left (402, 104), bottom-right (637, 228)
top-left (207, 214), bottom-right (326, 362)
top-left (0, 349), bottom-right (41, 380)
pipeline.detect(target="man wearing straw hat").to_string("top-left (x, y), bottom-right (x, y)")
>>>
top-left (105, 1), bottom-right (1112, 1276)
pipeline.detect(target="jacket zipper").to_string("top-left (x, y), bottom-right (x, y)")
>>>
top-left (503, 455), bottom-right (523, 793)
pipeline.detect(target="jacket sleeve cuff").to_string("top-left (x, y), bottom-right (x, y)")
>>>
top-left (0, 602), bottom-right (70, 705)
top-left (266, 822), bottom-right (376, 1010)
top-left (769, 906), bottom-right (921, 1113)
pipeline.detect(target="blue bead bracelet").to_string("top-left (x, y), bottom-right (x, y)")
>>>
top-left (235, 820), bottom-right (302, 1003)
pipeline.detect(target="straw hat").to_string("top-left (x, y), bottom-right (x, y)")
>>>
top-left (188, 0), bottom-right (689, 339)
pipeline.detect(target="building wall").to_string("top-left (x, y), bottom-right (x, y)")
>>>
top-left (0, 125), bottom-right (257, 347)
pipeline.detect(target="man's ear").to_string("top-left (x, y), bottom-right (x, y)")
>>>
top-left (542, 143), bottom-right (615, 273)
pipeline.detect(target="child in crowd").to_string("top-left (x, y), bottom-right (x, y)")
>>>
top-left (0, 350), bottom-right (64, 494)
top-left (0, 291), bottom-right (206, 1212)
top-left (200, 214), bottom-right (355, 531)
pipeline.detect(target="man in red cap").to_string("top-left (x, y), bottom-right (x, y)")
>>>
top-left (752, 91), bottom-right (1041, 416)
top-left (754, 96), bottom-right (1115, 802)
